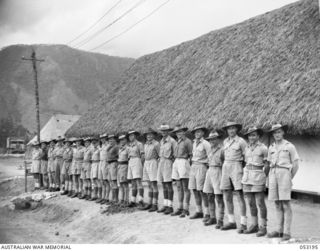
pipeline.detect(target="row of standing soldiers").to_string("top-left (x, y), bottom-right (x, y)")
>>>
top-left (30, 122), bottom-right (299, 242)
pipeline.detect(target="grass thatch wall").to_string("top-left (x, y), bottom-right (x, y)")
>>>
top-left (67, 0), bottom-right (320, 137)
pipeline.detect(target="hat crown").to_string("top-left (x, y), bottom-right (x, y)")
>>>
top-left (118, 134), bottom-right (127, 140)
top-left (271, 124), bottom-right (284, 131)
top-left (209, 132), bottom-right (219, 137)
top-left (100, 133), bottom-right (108, 138)
top-left (226, 121), bottom-right (239, 127)
top-left (159, 124), bottom-right (170, 130)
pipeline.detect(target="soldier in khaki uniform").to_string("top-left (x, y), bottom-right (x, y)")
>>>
top-left (242, 127), bottom-right (268, 236)
top-left (97, 133), bottom-right (111, 204)
top-left (267, 124), bottom-right (299, 241)
top-left (47, 139), bottom-right (56, 192)
top-left (71, 138), bottom-right (85, 198)
top-left (127, 131), bottom-right (145, 208)
top-left (107, 134), bottom-right (119, 203)
top-left (220, 122), bottom-right (247, 233)
top-left (31, 141), bottom-right (42, 190)
top-left (52, 137), bottom-right (65, 191)
top-left (118, 134), bottom-right (130, 205)
top-left (189, 126), bottom-right (211, 220)
top-left (81, 138), bottom-right (93, 200)
top-left (68, 138), bottom-right (77, 196)
top-left (171, 125), bottom-right (193, 217)
top-left (90, 137), bottom-right (100, 201)
top-left (157, 124), bottom-right (177, 215)
top-left (203, 131), bottom-right (225, 228)
top-left (40, 141), bottom-right (49, 190)
top-left (141, 128), bottom-right (160, 211)
top-left (61, 138), bottom-right (73, 195)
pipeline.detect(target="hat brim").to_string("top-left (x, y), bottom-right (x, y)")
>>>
top-left (172, 127), bottom-right (188, 134)
top-left (206, 135), bottom-right (223, 140)
top-left (244, 128), bottom-right (264, 137)
top-left (128, 132), bottom-right (140, 136)
top-left (143, 131), bottom-right (158, 136)
top-left (268, 125), bottom-right (288, 134)
top-left (223, 124), bottom-right (242, 131)
top-left (191, 127), bottom-right (208, 134)
top-left (158, 128), bottom-right (173, 132)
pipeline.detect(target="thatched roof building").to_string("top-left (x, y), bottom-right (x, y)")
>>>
top-left (67, 0), bottom-right (320, 137)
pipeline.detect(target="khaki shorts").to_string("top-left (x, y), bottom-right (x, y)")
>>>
top-left (242, 166), bottom-right (266, 193)
top-left (143, 159), bottom-right (158, 182)
top-left (220, 161), bottom-right (243, 191)
top-left (268, 167), bottom-right (292, 201)
top-left (40, 160), bottom-right (48, 174)
top-left (31, 160), bottom-right (41, 174)
top-left (157, 158), bottom-right (173, 183)
top-left (98, 160), bottom-right (108, 180)
top-left (172, 158), bottom-right (190, 180)
top-left (61, 161), bottom-right (72, 175)
top-left (48, 159), bottom-right (55, 173)
top-left (108, 162), bottom-right (118, 181)
top-left (127, 158), bottom-right (143, 180)
top-left (91, 162), bottom-right (99, 179)
top-left (188, 162), bottom-right (207, 191)
top-left (118, 164), bottom-right (128, 184)
top-left (81, 162), bottom-right (91, 179)
top-left (203, 166), bottom-right (222, 194)
top-left (71, 161), bottom-right (82, 175)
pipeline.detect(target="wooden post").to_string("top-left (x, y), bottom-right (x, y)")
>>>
top-left (22, 48), bottom-right (45, 143)
top-left (24, 160), bottom-right (27, 192)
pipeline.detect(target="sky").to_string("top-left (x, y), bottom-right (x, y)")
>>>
top-left (0, 0), bottom-right (297, 58)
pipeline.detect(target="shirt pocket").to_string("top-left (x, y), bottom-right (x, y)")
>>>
top-left (279, 149), bottom-right (290, 164)
top-left (194, 144), bottom-right (205, 158)
top-left (252, 152), bottom-right (264, 165)
top-left (162, 143), bottom-right (172, 158)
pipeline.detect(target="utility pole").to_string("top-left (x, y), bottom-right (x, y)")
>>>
top-left (22, 48), bottom-right (45, 143)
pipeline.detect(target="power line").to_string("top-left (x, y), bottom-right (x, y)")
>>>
top-left (90, 0), bottom-right (171, 52)
top-left (73, 0), bottom-right (146, 49)
top-left (67, 0), bottom-right (123, 46)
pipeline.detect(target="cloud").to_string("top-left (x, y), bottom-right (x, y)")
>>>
top-left (0, 0), bottom-right (297, 58)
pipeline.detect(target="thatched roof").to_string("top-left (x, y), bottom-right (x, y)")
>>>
top-left (67, 0), bottom-right (320, 137)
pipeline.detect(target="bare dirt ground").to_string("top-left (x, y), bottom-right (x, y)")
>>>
top-left (0, 157), bottom-right (319, 244)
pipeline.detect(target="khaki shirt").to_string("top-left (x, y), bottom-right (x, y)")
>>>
top-left (99, 144), bottom-right (108, 161)
top-left (48, 147), bottom-right (55, 160)
top-left (32, 148), bottom-right (42, 160)
top-left (192, 138), bottom-right (211, 164)
top-left (244, 141), bottom-right (268, 167)
top-left (74, 146), bottom-right (85, 161)
top-left (174, 137), bottom-right (193, 159)
top-left (107, 144), bottom-right (119, 161)
top-left (118, 145), bottom-right (129, 162)
top-left (208, 145), bottom-right (223, 167)
top-left (144, 139), bottom-right (160, 160)
top-left (91, 147), bottom-right (100, 161)
top-left (63, 147), bottom-right (73, 161)
top-left (53, 145), bottom-right (64, 158)
top-left (223, 135), bottom-right (247, 162)
top-left (83, 146), bottom-right (92, 162)
top-left (128, 140), bottom-right (144, 159)
top-left (159, 136), bottom-right (177, 159)
top-left (267, 139), bottom-right (299, 169)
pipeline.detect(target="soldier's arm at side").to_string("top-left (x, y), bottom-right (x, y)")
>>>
top-left (288, 144), bottom-right (299, 178)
